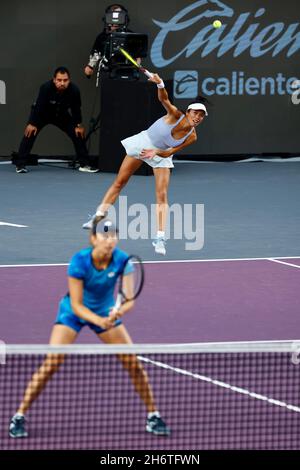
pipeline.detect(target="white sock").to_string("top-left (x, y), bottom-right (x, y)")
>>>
top-left (95, 210), bottom-right (105, 217)
top-left (14, 413), bottom-right (24, 418)
top-left (156, 231), bottom-right (165, 239)
top-left (148, 411), bottom-right (160, 419)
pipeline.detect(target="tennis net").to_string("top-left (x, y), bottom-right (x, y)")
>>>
top-left (1, 341), bottom-right (300, 450)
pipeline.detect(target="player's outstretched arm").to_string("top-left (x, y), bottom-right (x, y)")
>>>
top-left (148, 74), bottom-right (181, 117)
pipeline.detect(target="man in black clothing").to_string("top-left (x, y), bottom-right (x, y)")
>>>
top-left (15, 66), bottom-right (99, 173)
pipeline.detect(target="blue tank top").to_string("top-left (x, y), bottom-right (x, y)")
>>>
top-left (146, 114), bottom-right (194, 149)
top-left (60, 247), bottom-right (133, 315)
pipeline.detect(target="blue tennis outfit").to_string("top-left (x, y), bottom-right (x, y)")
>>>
top-left (55, 247), bottom-right (133, 334)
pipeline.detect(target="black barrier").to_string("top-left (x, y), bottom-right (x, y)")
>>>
top-left (0, 0), bottom-right (299, 159)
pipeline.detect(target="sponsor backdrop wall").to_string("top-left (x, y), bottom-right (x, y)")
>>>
top-left (0, 0), bottom-right (299, 158)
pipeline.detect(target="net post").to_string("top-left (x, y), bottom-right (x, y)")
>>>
top-left (0, 340), bottom-right (6, 365)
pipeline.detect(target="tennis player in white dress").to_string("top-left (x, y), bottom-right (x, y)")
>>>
top-left (83, 73), bottom-right (208, 255)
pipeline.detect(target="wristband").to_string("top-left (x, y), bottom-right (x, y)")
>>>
top-left (157, 80), bottom-right (165, 89)
top-left (95, 210), bottom-right (107, 218)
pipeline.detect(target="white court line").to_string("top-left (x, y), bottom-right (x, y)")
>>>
top-left (0, 221), bottom-right (28, 228)
top-left (2, 158), bottom-right (300, 165)
top-left (268, 258), bottom-right (300, 269)
top-left (0, 263), bottom-right (68, 268)
top-left (1, 255), bottom-right (300, 268)
top-left (0, 159), bottom-right (70, 165)
top-left (139, 356), bottom-right (300, 414)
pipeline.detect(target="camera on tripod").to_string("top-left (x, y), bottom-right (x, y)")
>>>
top-left (108, 32), bottom-right (148, 80)
top-left (104, 10), bottom-right (127, 27)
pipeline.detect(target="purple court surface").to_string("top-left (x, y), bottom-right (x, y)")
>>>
top-left (1, 257), bottom-right (300, 344)
top-left (1, 349), bottom-right (300, 450)
top-left (1, 257), bottom-right (300, 450)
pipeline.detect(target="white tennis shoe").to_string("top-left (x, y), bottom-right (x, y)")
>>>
top-left (78, 166), bottom-right (99, 173)
top-left (82, 214), bottom-right (96, 229)
top-left (152, 237), bottom-right (166, 256)
top-left (82, 211), bottom-right (108, 230)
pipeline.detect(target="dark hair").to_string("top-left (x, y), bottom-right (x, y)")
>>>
top-left (105, 4), bottom-right (128, 14)
top-left (53, 66), bottom-right (70, 78)
top-left (188, 95), bottom-right (212, 107)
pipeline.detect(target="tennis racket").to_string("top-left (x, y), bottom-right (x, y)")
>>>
top-left (119, 47), bottom-right (153, 79)
top-left (113, 255), bottom-right (145, 313)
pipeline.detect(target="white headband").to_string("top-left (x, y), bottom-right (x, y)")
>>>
top-left (187, 103), bottom-right (208, 116)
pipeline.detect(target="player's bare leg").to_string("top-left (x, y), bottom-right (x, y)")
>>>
top-left (152, 168), bottom-right (170, 255)
top-left (83, 156), bottom-right (143, 229)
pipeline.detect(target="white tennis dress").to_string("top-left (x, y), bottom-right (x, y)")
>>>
top-left (121, 114), bottom-right (194, 169)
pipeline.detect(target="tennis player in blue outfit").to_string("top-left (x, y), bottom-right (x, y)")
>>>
top-left (9, 220), bottom-right (170, 438)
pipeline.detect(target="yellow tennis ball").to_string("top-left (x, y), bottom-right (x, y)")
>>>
top-left (213, 20), bottom-right (222, 29)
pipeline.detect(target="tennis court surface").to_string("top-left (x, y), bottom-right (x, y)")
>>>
top-left (1, 257), bottom-right (299, 344)
top-left (1, 342), bottom-right (300, 450)
top-left (1, 162), bottom-right (300, 449)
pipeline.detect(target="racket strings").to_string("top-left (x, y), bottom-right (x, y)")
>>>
top-left (130, 261), bottom-right (144, 299)
top-left (121, 256), bottom-right (144, 301)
